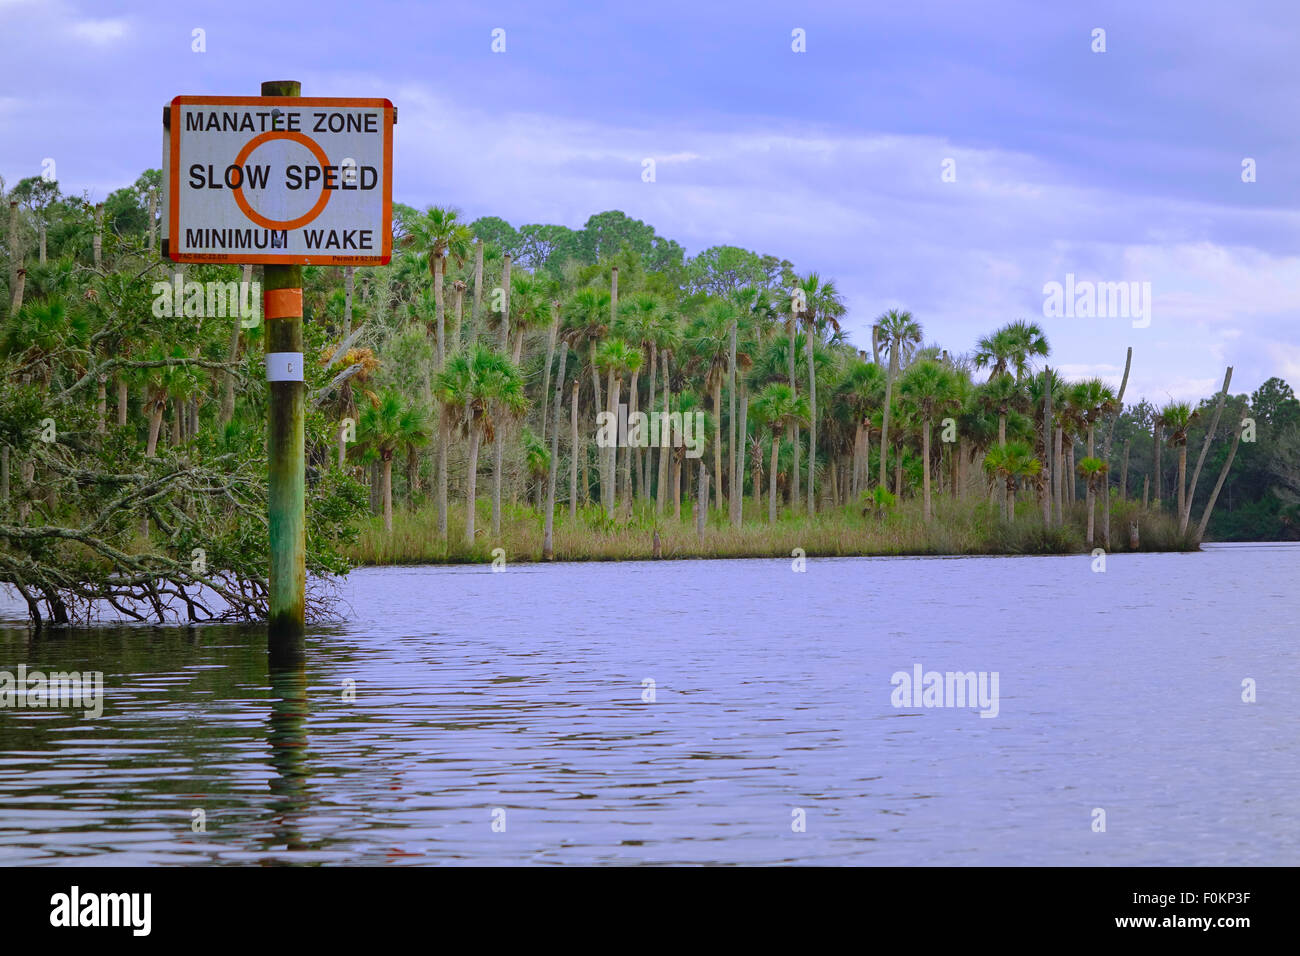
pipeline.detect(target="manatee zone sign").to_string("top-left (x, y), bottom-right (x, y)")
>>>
top-left (162, 96), bottom-right (394, 264)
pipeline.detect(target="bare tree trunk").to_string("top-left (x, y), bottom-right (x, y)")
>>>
top-left (38, 223), bottom-right (46, 264)
top-left (1119, 440), bottom-right (1130, 500)
top-left (1101, 347), bottom-right (1132, 548)
top-left (116, 378), bottom-right (128, 427)
top-left (1182, 366), bottom-right (1233, 533)
top-left (1196, 415), bottom-right (1243, 542)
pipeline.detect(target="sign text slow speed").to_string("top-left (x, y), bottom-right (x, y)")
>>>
top-left (164, 96), bottom-right (393, 265)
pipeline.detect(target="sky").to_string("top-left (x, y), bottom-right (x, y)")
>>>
top-left (2, 0), bottom-right (1298, 405)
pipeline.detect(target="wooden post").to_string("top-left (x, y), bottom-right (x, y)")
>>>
top-left (262, 80), bottom-right (306, 658)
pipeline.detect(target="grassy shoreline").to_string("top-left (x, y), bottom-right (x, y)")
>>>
top-left (346, 496), bottom-right (1198, 566)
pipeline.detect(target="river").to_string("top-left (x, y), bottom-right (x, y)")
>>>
top-left (1, 543), bottom-right (1297, 865)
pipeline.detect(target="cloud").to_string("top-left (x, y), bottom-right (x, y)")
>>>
top-left (70, 18), bottom-right (127, 45)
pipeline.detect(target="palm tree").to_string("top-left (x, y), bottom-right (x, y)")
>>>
top-left (751, 382), bottom-right (809, 523)
top-left (836, 359), bottom-right (886, 499)
top-left (1071, 378), bottom-right (1118, 540)
top-left (434, 346), bottom-right (527, 545)
top-left (687, 299), bottom-right (737, 514)
top-left (899, 359), bottom-right (961, 521)
top-left (594, 336), bottom-right (641, 518)
top-left (353, 391), bottom-right (430, 533)
top-left (973, 320), bottom-right (1049, 381)
top-left (1159, 401), bottom-right (1197, 523)
top-left (983, 440), bottom-right (1040, 519)
top-left (614, 292), bottom-right (661, 502)
top-left (874, 308), bottom-right (922, 491)
top-left (401, 205), bottom-right (473, 365)
top-left (1077, 456), bottom-right (1108, 546)
top-left (794, 272), bottom-right (845, 513)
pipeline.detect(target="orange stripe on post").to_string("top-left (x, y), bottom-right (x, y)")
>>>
top-left (264, 288), bottom-right (302, 319)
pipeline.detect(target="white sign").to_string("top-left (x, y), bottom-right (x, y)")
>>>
top-left (163, 96), bottom-right (393, 265)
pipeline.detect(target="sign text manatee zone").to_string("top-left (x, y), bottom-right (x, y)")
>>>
top-left (164, 96), bottom-right (393, 265)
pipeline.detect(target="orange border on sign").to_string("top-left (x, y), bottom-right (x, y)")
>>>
top-left (168, 96), bottom-right (394, 266)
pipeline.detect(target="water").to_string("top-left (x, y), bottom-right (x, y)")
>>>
top-left (1, 544), bottom-right (1297, 865)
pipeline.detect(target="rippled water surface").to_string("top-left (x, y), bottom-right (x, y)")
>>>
top-left (1, 543), bottom-right (1297, 865)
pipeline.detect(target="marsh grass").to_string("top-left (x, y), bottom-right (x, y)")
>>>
top-left (347, 493), bottom-right (1196, 565)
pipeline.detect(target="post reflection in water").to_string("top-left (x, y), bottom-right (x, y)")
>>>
top-left (265, 660), bottom-right (311, 860)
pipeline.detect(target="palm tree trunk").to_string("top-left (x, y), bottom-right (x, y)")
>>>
top-left (1152, 425), bottom-right (1162, 507)
top-left (406, 444), bottom-right (419, 507)
top-left (492, 427), bottom-right (505, 536)
top-left (788, 317), bottom-right (801, 511)
top-left (736, 382), bottom-right (748, 524)
top-left (621, 371), bottom-right (635, 513)
top-left (673, 450), bottom-right (682, 520)
top-left (382, 455), bottom-right (394, 533)
top-left (465, 428), bottom-right (482, 545)
top-left (1086, 484), bottom-right (1095, 547)
top-left (645, 341), bottom-right (658, 496)
top-left (695, 461), bottom-right (707, 538)
top-left (657, 356), bottom-right (670, 515)
top-left (569, 378), bottom-right (579, 521)
top-left (921, 418), bottom-right (933, 521)
top-left (96, 377), bottom-right (107, 433)
top-left (1053, 426), bottom-right (1063, 523)
top-left (1177, 444), bottom-right (1187, 522)
top-left (469, 239), bottom-right (484, 347)
top-left (806, 321), bottom-right (817, 515)
top-left (452, 284), bottom-right (465, 349)
top-left (712, 378), bottom-right (723, 515)
top-left (540, 305), bottom-right (558, 445)
top-left (544, 344), bottom-right (569, 559)
top-left (879, 343), bottom-right (897, 490)
top-left (605, 369), bottom-right (619, 517)
top-left (728, 320), bottom-right (739, 525)
top-left (437, 422), bottom-right (448, 539)
top-left (145, 400), bottom-right (164, 457)
top-left (626, 368), bottom-right (639, 508)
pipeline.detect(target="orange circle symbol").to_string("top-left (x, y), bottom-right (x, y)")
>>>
top-left (231, 130), bottom-right (332, 231)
